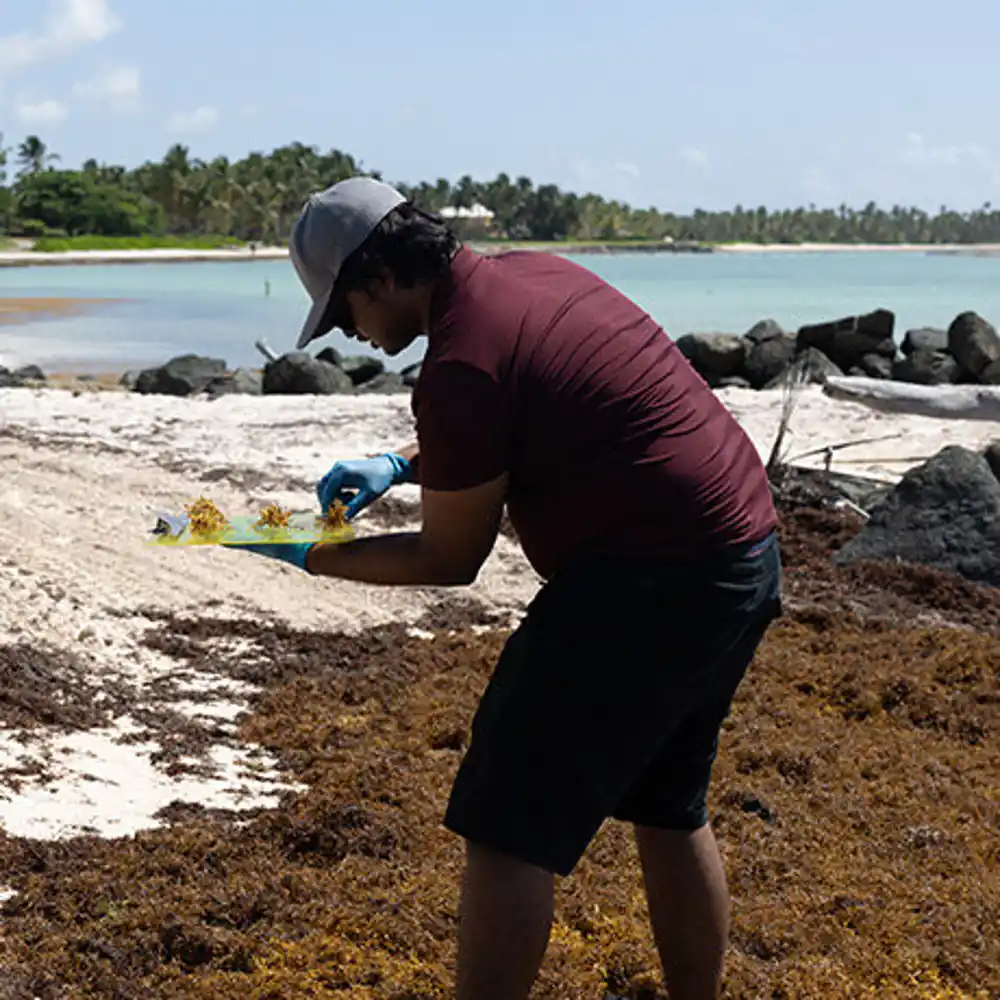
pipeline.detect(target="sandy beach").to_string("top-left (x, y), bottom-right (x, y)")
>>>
top-left (0, 383), bottom-right (995, 842)
top-left (0, 297), bottom-right (124, 325)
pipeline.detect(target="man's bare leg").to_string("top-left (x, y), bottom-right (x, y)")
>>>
top-left (634, 824), bottom-right (730, 1000)
top-left (455, 841), bottom-right (554, 1000)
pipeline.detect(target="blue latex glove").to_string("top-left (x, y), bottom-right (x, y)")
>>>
top-left (316, 452), bottom-right (412, 520)
top-left (228, 542), bottom-right (313, 571)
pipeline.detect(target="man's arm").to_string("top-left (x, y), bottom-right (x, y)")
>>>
top-left (305, 473), bottom-right (506, 586)
top-left (395, 441), bottom-right (420, 484)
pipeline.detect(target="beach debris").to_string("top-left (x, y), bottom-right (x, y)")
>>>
top-left (823, 375), bottom-right (1000, 420)
top-left (254, 338), bottom-right (278, 362)
top-left (834, 445), bottom-right (1000, 587)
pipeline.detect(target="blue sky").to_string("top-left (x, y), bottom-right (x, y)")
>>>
top-left (2, 0), bottom-right (999, 213)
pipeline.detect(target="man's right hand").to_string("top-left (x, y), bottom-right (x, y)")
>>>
top-left (316, 453), bottom-right (412, 521)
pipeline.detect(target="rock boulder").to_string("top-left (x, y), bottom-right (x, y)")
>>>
top-left (357, 371), bottom-right (409, 394)
top-left (834, 445), bottom-right (1000, 587)
top-left (797, 309), bottom-right (895, 371)
top-left (134, 355), bottom-right (227, 396)
top-left (341, 354), bottom-right (386, 386)
top-left (891, 349), bottom-right (960, 386)
top-left (902, 327), bottom-right (948, 356)
top-left (947, 311), bottom-right (1000, 380)
top-left (262, 352), bottom-right (354, 395)
top-left (675, 333), bottom-right (747, 380)
top-left (205, 369), bottom-right (263, 397)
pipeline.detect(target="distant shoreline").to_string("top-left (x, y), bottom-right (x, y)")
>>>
top-left (4, 241), bottom-right (1000, 267)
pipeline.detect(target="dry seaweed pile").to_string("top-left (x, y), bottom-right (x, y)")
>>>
top-left (0, 509), bottom-right (998, 999)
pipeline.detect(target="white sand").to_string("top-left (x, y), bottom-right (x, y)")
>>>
top-left (0, 385), bottom-right (995, 842)
top-left (716, 242), bottom-right (1000, 254)
top-left (0, 246), bottom-right (289, 267)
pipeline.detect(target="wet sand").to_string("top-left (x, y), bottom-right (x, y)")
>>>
top-left (0, 297), bottom-right (123, 325)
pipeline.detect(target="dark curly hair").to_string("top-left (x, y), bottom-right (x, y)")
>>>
top-left (317, 203), bottom-right (460, 334)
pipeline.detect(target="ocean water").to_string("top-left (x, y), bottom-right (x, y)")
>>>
top-left (3, 250), bottom-right (1000, 373)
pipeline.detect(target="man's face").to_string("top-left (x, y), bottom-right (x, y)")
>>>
top-left (343, 277), bottom-right (421, 357)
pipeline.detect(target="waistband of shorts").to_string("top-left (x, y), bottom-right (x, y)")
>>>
top-left (722, 529), bottom-right (778, 560)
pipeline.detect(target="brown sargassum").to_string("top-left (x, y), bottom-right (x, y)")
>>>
top-left (0, 506), bottom-right (997, 998)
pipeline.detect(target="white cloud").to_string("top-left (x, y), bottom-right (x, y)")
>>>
top-left (896, 132), bottom-right (995, 171)
top-left (167, 106), bottom-right (220, 134)
top-left (72, 64), bottom-right (140, 111)
top-left (613, 160), bottom-right (640, 178)
top-left (680, 147), bottom-right (709, 169)
top-left (801, 166), bottom-right (837, 202)
top-left (0, 0), bottom-right (120, 77)
top-left (15, 98), bottom-right (69, 127)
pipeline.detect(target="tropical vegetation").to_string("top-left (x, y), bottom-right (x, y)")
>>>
top-left (3, 132), bottom-right (1000, 246)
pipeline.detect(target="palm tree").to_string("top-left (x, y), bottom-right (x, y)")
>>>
top-left (16, 135), bottom-right (59, 175)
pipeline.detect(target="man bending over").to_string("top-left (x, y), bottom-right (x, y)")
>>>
top-left (232, 176), bottom-right (782, 1000)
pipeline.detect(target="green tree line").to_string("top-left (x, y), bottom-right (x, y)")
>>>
top-left (3, 132), bottom-right (1000, 245)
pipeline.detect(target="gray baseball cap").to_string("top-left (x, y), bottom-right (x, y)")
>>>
top-left (289, 176), bottom-right (407, 349)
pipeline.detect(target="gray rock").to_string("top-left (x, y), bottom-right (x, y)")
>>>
top-left (892, 349), bottom-right (960, 385)
top-left (341, 354), bottom-right (385, 386)
top-left (985, 441), bottom-right (1000, 482)
top-left (834, 445), bottom-right (1000, 587)
top-left (315, 346), bottom-right (343, 368)
top-left (947, 311), bottom-right (1000, 379)
top-left (675, 333), bottom-right (747, 379)
top-left (765, 347), bottom-right (843, 388)
top-left (0, 367), bottom-right (19, 388)
top-left (981, 357), bottom-right (1000, 385)
top-left (119, 370), bottom-right (139, 390)
top-left (134, 354), bottom-right (227, 396)
top-left (857, 353), bottom-right (894, 379)
top-left (401, 362), bottom-right (422, 387)
top-left (744, 319), bottom-right (786, 344)
top-left (357, 371), bottom-right (409, 394)
top-left (743, 333), bottom-right (797, 388)
top-left (262, 351), bottom-right (354, 395)
top-left (797, 309), bottom-right (895, 369)
top-left (902, 327), bottom-right (948, 356)
top-left (13, 364), bottom-right (45, 382)
top-left (205, 368), bottom-right (263, 397)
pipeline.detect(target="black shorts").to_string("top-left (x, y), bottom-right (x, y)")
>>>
top-left (443, 530), bottom-right (782, 877)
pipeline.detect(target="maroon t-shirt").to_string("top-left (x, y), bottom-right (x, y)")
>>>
top-left (411, 247), bottom-right (777, 580)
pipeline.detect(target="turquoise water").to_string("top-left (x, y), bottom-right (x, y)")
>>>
top-left (2, 251), bottom-right (1000, 373)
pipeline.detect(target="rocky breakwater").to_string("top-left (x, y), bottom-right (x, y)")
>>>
top-left (117, 349), bottom-right (424, 398)
top-left (676, 308), bottom-right (1000, 390)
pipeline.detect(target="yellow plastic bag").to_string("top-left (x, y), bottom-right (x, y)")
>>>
top-left (148, 498), bottom-right (355, 548)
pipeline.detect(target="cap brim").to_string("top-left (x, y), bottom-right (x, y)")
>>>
top-left (296, 285), bottom-right (335, 350)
